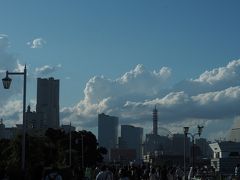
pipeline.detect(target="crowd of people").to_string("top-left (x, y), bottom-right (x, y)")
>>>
top-left (71, 164), bottom-right (185, 180)
top-left (1, 162), bottom-right (237, 179)
top-left (39, 163), bottom-right (185, 180)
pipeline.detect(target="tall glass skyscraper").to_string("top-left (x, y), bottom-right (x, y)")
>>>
top-left (36, 77), bottom-right (59, 129)
top-left (98, 113), bottom-right (118, 161)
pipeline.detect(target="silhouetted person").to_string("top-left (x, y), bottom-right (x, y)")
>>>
top-left (160, 165), bottom-right (168, 180)
top-left (235, 164), bottom-right (240, 179)
top-left (44, 167), bottom-right (62, 180)
top-left (96, 165), bottom-right (113, 180)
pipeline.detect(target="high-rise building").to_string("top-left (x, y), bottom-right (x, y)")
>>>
top-left (120, 125), bottom-right (143, 161)
top-left (36, 77), bottom-right (59, 129)
top-left (153, 105), bottom-right (158, 135)
top-left (98, 113), bottom-right (118, 161)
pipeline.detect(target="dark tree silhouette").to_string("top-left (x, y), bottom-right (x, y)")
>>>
top-left (0, 128), bottom-right (105, 179)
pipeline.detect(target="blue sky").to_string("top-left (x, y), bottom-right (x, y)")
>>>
top-left (1, 1), bottom-right (240, 140)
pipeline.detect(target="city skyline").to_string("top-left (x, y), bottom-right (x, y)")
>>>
top-left (1, 1), bottom-right (240, 140)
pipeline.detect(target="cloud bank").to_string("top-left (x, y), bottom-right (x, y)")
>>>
top-left (61, 60), bottom-right (240, 140)
top-left (1, 34), bottom-right (239, 140)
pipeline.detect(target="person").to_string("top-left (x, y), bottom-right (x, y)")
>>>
top-left (96, 165), bottom-right (113, 180)
top-left (160, 165), bottom-right (168, 180)
top-left (44, 167), bottom-right (62, 180)
top-left (149, 167), bottom-right (158, 180)
top-left (175, 166), bottom-right (184, 180)
top-left (235, 164), bottom-right (240, 179)
top-left (118, 167), bottom-right (129, 180)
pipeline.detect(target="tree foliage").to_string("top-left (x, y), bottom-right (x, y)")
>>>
top-left (0, 128), bottom-right (105, 179)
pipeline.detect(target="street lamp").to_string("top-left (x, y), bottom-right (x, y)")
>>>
top-left (183, 125), bottom-right (204, 178)
top-left (74, 133), bottom-right (84, 168)
top-left (2, 65), bottom-right (27, 172)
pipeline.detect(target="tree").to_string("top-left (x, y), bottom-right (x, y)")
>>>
top-left (0, 128), bottom-right (106, 179)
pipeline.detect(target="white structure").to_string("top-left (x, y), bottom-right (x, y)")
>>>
top-left (98, 113), bottom-right (118, 161)
top-left (210, 141), bottom-right (240, 174)
top-left (36, 77), bottom-right (60, 129)
top-left (229, 128), bottom-right (240, 142)
top-left (120, 125), bottom-right (143, 161)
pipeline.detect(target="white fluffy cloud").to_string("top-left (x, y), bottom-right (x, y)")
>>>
top-left (0, 99), bottom-right (23, 125)
top-left (174, 60), bottom-right (240, 95)
top-left (61, 65), bottom-right (172, 127)
top-left (27, 38), bottom-right (46, 48)
top-left (61, 60), bottom-right (240, 139)
top-left (194, 60), bottom-right (240, 84)
top-left (0, 35), bottom-right (23, 105)
top-left (0, 34), bottom-right (25, 126)
top-left (35, 64), bottom-right (62, 76)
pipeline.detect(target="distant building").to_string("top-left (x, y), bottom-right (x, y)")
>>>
top-left (144, 107), bottom-right (173, 156)
top-left (153, 106), bottom-right (158, 136)
top-left (98, 113), bottom-right (118, 161)
top-left (36, 77), bottom-right (60, 129)
top-left (229, 128), bottom-right (240, 142)
top-left (0, 119), bottom-right (18, 139)
top-left (61, 124), bottom-right (76, 133)
top-left (210, 141), bottom-right (240, 175)
top-left (26, 105), bottom-right (43, 129)
top-left (195, 138), bottom-right (212, 159)
top-left (119, 125), bottom-right (143, 161)
top-left (172, 134), bottom-right (190, 157)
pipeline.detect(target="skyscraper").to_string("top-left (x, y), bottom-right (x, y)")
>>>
top-left (120, 125), bottom-right (143, 161)
top-left (153, 105), bottom-right (158, 135)
top-left (98, 113), bottom-right (118, 161)
top-left (36, 77), bottom-right (59, 129)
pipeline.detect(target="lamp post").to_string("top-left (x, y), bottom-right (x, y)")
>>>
top-left (69, 122), bottom-right (72, 167)
top-left (183, 125), bottom-right (204, 178)
top-left (2, 65), bottom-right (27, 172)
top-left (81, 134), bottom-right (84, 168)
top-left (74, 133), bottom-right (84, 168)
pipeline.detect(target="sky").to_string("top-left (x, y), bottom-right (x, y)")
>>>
top-left (1, 0), bottom-right (240, 141)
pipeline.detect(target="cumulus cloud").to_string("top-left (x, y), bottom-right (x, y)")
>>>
top-left (0, 35), bottom-right (24, 106)
top-left (61, 65), bottom-right (172, 127)
top-left (174, 60), bottom-right (240, 95)
top-left (61, 60), bottom-right (240, 140)
top-left (0, 34), bottom-right (28, 127)
top-left (35, 64), bottom-right (62, 76)
top-left (27, 38), bottom-right (46, 48)
top-left (0, 99), bottom-right (23, 125)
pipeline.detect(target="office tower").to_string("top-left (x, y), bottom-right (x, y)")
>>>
top-left (120, 125), bottom-right (143, 161)
top-left (36, 77), bottom-right (59, 129)
top-left (153, 105), bottom-right (158, 135)
top-left (98, 113), bottom-right (118, 160)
